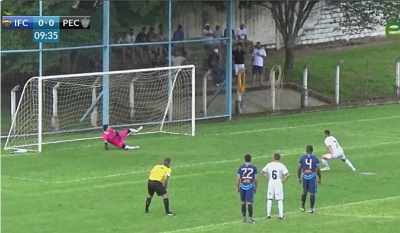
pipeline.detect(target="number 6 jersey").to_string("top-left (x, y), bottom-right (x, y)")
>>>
top-left (261, 162), bottom-right (289, 183)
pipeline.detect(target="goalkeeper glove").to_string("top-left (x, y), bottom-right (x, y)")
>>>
top-left (104, 142), bottom-right (108, 150)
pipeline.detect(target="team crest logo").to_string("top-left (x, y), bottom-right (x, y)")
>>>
top-left (2, 19), bottom-right (11, 27)
top-left (81, 17), bottom-right (90, 29)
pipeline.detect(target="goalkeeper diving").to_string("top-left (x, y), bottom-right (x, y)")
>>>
top-left (102, 124), bottom-right (143, 150)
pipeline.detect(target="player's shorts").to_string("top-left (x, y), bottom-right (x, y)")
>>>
top-left (324, 153), bottom-right (346, 159)
top-left (302, 178), bottom-right (317, 194)
top-left (148, 180), bottom-right (167, 196)
top-left (267, 181), bottom-right (284, 200)
top-left (239, 188), bottom-right (254, 203)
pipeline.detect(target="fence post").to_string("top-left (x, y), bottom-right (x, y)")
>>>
top-left (51, 83), bottom-right (60, 131)
top-left (10, 85), bottom-right (20, 133)
top-left (335, 60), bottom-right (344, 104)
top-left (301, 62), bottom-right (311, 108)
top-left (270, 67), bottom-right (276, 111)
top-left (202, 74), bottom-right (207, 116)
top-left (395, 57), bottom-right (400, 101)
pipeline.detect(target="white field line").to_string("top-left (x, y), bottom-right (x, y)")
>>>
top-left (3, 115), bottom-right (398, 157)
top-left (159, 195), bottom-right (400, 233)
top-left (318, 213), bottom-right (399, 219)
top-left (2, 140), bottom-right (399, 184)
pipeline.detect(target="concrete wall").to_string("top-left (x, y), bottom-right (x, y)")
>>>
top-left (173, 2), bottom-right (386, 48)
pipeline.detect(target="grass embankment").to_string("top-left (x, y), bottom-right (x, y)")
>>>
top-left (272, 42), bottom-right (399, 100)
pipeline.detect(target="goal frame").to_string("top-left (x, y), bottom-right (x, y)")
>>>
top-left (4, 65), bottom-right (196, 153)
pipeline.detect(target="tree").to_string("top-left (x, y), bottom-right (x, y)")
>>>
top-left (237, 1), bottom-right (399, 71)
top-left (241, 1), bottom-right (318, 71)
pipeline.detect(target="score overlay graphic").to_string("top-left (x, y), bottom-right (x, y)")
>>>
top-left (1, 16), bottom-right (90, 43)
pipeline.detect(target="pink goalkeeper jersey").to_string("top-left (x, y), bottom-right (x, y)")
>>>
top-left (103, 128), bottom-right (120, 145)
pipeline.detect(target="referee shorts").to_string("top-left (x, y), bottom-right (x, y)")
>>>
top-left (148, 180), bottom-right (167, 196)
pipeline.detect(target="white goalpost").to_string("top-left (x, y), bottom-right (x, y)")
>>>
top-left (4, 65), bottom-right (196, 153)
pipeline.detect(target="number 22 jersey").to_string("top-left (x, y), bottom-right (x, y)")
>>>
top-left (237, 163), bottom-right (258, 191)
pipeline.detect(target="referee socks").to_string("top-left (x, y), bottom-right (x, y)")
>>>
top-left (145, 197), bottom-right (152, 212)
top-left (163, 198), bottom-right (170, 213)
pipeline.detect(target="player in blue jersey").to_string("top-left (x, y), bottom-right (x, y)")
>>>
top-left (236, 154), bottom-right (258, 223)
top-left (298, 145), bottom-right (321, 214)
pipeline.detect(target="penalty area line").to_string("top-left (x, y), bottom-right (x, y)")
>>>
top-left (3, 114), bottom-right (398, 156)
top-left (317, 213), bottom-right (399, 219)
top-left (2, 140), bottom-right (399, 184)
top-left (159, 195), bottom-right (400, 233)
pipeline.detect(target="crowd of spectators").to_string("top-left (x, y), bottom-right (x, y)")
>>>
top-left (111, 22), bottom-right (264, 87)
top-left (113, 24), bottom-right (187, 67)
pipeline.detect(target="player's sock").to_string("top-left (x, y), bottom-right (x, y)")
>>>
top-left (163, 198), bottom-right (170, 213)
top-left (124, 145), bottom-right (139, 150)
top-left (247, 204), bottom-right (253, 219)
top-left (310, 195), bottom-right (316, 209)
top-left (266, 199), bottom-right (272, 216)
top-left (321, 159), bottom-right (330, 168)
top-left (129, 128), bottom-right (138, 133)
top-left (301, 194), bottom-right (307, 206)
top-left (241, 204), bottom-right (246, 217)
top-left (145, 197), bottom-right (152, 212)
top-left (344, 159), bottom-right (356, 171)
top-left (277, 200), bottom-right (284, 218)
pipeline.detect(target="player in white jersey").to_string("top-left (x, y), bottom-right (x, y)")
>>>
top-left (321, 130), bottom-right (356, 171)
top-left (261, 153), bottom-right (289, 220)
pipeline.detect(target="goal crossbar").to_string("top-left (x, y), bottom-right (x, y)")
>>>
top-left (4, 65), bottom-right (196, 152)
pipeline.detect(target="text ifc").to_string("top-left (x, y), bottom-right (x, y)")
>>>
top-left (1, 16), bottom-right (90, 30)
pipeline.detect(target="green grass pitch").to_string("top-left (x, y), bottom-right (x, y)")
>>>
top-left (2, 105), bottom-right (400, 233)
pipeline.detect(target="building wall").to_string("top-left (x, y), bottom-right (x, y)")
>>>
top-left (173, 2), bottom-right (386, 49)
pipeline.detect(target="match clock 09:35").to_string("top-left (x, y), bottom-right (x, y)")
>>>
top-left (33, 29), bottom-right (60, 43)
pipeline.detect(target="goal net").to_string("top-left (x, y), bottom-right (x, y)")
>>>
top-left (4, 65), bottom-right (196, 152)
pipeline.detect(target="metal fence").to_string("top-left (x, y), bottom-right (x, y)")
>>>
top-left (1, 1), bottom-right (235, 137)
top-left (2, 1), bottom-right (400, 138)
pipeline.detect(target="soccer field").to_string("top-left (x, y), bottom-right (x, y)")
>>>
top-left (2, 105), bottom-right (400, 233)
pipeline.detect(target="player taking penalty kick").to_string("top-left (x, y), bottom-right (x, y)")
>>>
top-left (103, 124), bottom-right (143, 150)
top-left (298, 145), bottom-right (321, 214)
top-left (261, 153), bottom-right (289, 220)
top-left (237, 154), bottom-right (258, 223)
top-left (321, 130), bottom-right (356, 171)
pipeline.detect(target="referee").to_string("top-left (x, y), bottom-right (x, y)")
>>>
top-left (145, 158), bottom-right (175, 216)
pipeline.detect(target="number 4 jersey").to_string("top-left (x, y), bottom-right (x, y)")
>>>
top-left (261, 162), bottom-right (289, 200)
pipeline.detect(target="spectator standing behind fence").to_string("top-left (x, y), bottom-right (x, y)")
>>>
top-left (252, 42), bottom-right (267, 86)
top-left (158, 25), bottom-right (168, 57)
top-left (236, 23), bottom-right (249, 52)
top-left (202, 23), bottom-right (220, 49)
top-left (114, 31), bottom-right (127, 63)
top-left (146, 27), bottom-right (162, 60)
top-left (173, 24), bottom-right (187, 56)
top-left (213, 24), bottom-right (223, 44)
top-left (124, 28), bottom-right (136, 63)
top-left (233, 44), bottom-right (246, 77)
top-left (208, 48), bottom-right (225, 87)
top-left (224, 28), bottom-right (236, 45)
top-left (135, 27), bottom-right (147, 61)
